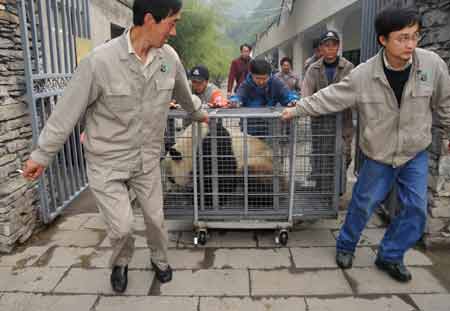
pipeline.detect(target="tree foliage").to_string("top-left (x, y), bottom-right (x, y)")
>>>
top-left (225, 0), bottom-right (281, 47)
top-left (169, 0), bottom-right (234, 85)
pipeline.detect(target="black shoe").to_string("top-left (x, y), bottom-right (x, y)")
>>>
top-left (336, 251), bottom-right (353, 269)
top-left (151, 261), bottom-right (172, 283)
top-left (110, 265), bottom-right (128, 293)
top-left (375, 258), bottom-right (412, 283)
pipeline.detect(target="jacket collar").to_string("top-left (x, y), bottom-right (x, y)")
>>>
top-left (373, 48), bottom-right (420, 80)
top-left (312, 56), bottom-right (346, 69)
top-left (118, 28), bottom-right (165, 79)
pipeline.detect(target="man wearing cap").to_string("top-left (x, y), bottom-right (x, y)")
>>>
top-left (190, 65), bottom-right (228, 109)
top-left (302, 30), bottom-right (355, 191)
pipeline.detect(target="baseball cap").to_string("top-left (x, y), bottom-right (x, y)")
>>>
top-left (190, 65), bottom-right (209, 81)
top-left (320, 30), bottom-right (340, 44)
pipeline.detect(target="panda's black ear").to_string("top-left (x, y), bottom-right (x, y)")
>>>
top-left (169, 148), bottom-right (183, 161)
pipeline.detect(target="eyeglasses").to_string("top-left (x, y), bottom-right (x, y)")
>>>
top-left (393, 32), bottom-right (422, 44)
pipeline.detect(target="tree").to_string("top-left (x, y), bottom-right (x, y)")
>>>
top-left (169, 0), bottom-right (234, 86)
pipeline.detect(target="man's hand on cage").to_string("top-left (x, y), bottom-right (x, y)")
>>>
top-left (200, 113), bottom-right (209, 124)
top-left (22, 159), bottom-right (45, 181)
top-left (281, 108), bottom-right (296, 121)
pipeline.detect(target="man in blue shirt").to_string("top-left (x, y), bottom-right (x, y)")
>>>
top-left (230, 59), bottom-right (299, 136)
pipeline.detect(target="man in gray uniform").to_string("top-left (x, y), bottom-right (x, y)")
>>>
top-left (22, 0), bottom-right (207, 293)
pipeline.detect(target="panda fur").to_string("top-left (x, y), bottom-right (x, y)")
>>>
top-left (161, 121), bottom-right (288, 208)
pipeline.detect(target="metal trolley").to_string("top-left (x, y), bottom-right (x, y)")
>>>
top-left (160, 108), bottom-right (342, 246)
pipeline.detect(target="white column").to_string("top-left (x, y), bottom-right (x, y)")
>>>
top-left (293, 34), bottom-right (308, 78)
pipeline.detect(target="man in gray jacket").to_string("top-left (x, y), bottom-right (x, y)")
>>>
top-left (302, 30), bottom-right (355, 192)
top-left (22, 0), bottom-right (207, 293)
top-left (282, 8), bottom-right (450, 282)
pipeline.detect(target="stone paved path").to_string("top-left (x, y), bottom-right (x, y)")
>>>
top-left (0, 209), bottom-right (449, 310)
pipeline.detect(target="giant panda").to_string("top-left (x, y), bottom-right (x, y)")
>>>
top-left (161, 120), bottom-right (288, 208)
top-left (161, 120), bottom-right (237, 207)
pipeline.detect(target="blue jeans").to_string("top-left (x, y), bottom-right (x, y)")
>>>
top-left (336, 151), bottom-right (428, 263)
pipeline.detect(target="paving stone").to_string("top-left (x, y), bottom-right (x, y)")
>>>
top-left (90, 248), bottom-right (205, 270)
top-left (168, 249), bottom-right (205, 269)
top-left (99, 232), bottom-right (177, 248)
top-left (0, 267), bottom-right (67, 292)
top-left (0, 293), bottom-right (97, 311)
top-left (306, 296), bottom-right (416, 311)
top-left (333, 228), bottom-right (386, 246)
top-left (82, 214), bottom-right (150, 231)
top-left (296, 217), bottom-right (344, 230)
top-left (87, 249), bottom-right (110, 268)
top-left (213, 248), bottom-right (291, 269)
top-left (46, 247), bottom-right (95, 267)
top-left (200, 297), bottom-right (306, 311)
top-left (250, 269), bottom-right (352, 296)
top-left (258, 230), bottom-right (336, 247)
top-left (56, 214), bottom-right (93, 230)
top-left (129, 249), bottom-right (151, 269)
top-left (178, 231), bottom-right (257, 248)
top-left (373, 249), bottom-right (433, 267)
top-left (0, 246), bottom-right (50, 267)
top-left (346, 267), bottom-right (447, 295)
top-left (410, 294), bottom-right (450, 311)
top-left (404, 250), bottom-right (434, 267)
top-left (99, 234), bottom-right (146, 248)
top-left (291, 247), bottom-right (375, 269)
top-left (49, 230), bottom-right (104, 247)
top-left (96, 296), bottom-right (198, 311)
top-left (297, 212), bottom-right (388, 231)
top-left (54, 268), bottom-right (153, 296)
top-left (82, 215), bottom-right (108, 230)
top-left (159, 270), bottom-right (249, 296)
top-left (133, 216), bottom-right (147, 231)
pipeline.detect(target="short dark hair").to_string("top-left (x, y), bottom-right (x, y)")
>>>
top-left (280, 57), bottom-right (292, 67)
top-left (240, 43), bottom-right (252, 52)
top-left (249, 59), bottom-right (271, 75)
top-left (375, 7), bottom-right (421, 45)
top-left (133, 0), bottom-right (182, 25)
top-left (312, 38), bottom-right (320, 49)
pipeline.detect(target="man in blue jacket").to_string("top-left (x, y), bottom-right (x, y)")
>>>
top-left (230, 59), bottom-right (299, 136)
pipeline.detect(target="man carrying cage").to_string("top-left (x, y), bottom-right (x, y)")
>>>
top-left (282, 8), bottom-right (450, 282)
top-left (22, 0), bottom-right (207, 293)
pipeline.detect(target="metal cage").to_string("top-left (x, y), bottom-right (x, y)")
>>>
top-left (161, 108), bottom-right (342, 245)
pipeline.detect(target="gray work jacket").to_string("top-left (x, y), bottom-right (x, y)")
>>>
top-left (32, 31), bottom-right (205, 172)
top-left (287, 48), bottom-right (450, 167)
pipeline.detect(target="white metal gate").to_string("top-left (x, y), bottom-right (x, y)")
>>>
top-left (18, 0), bottom-right (91, 223)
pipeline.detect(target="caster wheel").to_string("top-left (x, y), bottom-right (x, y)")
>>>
top-left (198, 230), bottom-right (207, 246)
top-left (279, 231), bottom-right (288, 246)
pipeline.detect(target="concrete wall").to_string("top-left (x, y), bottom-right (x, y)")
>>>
top-left (90, 0), bottom-right (132, 47)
